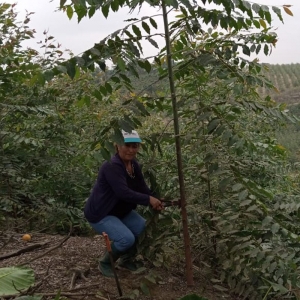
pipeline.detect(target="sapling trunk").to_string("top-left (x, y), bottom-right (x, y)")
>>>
top-left (161, 0), bottom-right (194, 286)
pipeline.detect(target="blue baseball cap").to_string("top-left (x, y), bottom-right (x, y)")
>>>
top-left (122, 130), bottom-right (142, 143)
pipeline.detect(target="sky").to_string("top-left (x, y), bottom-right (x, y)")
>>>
top-left (4, 0), bottom-right (300, 65)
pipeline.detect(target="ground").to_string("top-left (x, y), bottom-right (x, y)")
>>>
top-left (0, 231), bottom-right (221, 300)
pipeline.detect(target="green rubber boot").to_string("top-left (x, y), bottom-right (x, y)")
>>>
top-left (117, 244), bottom-right (144, 271)
top-left (98, 243), bottom-right (121, 278)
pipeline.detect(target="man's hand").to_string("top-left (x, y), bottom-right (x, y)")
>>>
top-left (149, 196), bottom-right (164, 211)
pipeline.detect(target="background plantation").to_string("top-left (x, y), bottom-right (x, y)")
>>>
top-left (1, 1), bottom-right (300, 299)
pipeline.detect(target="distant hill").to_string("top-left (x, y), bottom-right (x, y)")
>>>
top-left (260, 63), bottom-right (300, 105)
top-left (131, 63), bottom-right (300, 105)
top-left (102, 62), bottom-right (300, 105)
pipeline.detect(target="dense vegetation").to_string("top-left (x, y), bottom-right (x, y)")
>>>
top-left (1, 1), bottom-right (300, 299)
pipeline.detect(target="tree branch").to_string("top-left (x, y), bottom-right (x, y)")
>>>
top-left (0, 242), bottom-right (49, 261)
top-left (19, 228), bottom-right (72, 266)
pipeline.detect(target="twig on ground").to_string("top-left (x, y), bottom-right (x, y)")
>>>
top-left (0, 292), bottom-right (107, 299)
top-left (0, 242), bottom-right (49, 261)
top-left (69, 266), bottom-right (90, 289)
top-left (19, 224), bottom-right (73, 266)
top-left (19, 234), bottom-right (71, 266)
top-left (40, 292), bottom-right (107, 299)
top-left (66, 283), bottom-right (106, 292)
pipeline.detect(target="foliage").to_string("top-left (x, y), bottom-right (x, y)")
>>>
top-left (0, 3), bottom-right (45, 221)
top-left (0, 267), bottom-right (35, 296)
top-left (1, 0), bottom-right (300, 299)
top-left (56, 0), bottom-right (300, 298)
top-left (0, 3), bottom-right (92, 232)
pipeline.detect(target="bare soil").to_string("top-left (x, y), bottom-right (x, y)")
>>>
top-left (0, 231), bottom-right (222, 300)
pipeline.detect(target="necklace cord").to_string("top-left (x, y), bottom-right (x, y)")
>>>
top-left (126, 163), bottom-right (135, 179)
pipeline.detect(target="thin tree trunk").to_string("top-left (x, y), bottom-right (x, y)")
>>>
top-left (161, 0), bottom-right (194, 286)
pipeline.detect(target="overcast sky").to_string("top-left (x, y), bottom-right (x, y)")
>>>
top-left (5, 0), bottom-right (300, 65)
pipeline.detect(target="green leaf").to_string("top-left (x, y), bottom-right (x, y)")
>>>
top-left (102, 5), bottom-right (109, 18)
top-left (219, 177), bottom-right (232, 192)
top-left (213, 285), bottom-right (228, 292)
top-left (43, 70), bottom-right (54, 82)
top-left (99, 61), bottom-right (106, 71)
top-left (144, 274), bottom-right (156, 284)
top-left (271, 223), bottom-right (280, 234)
top-left (250, 44), bottom-right (256, 53)
top-left (137, 60), bottom-right (145, 69)
top-left (262, 216), bottom-right (272, 226)
top-left (264, 44), bottom-right (269, 55)
top-left (112, 129), bottom-right (124, 145)
top-left (90, 48), bottom-right (100, 56)
top-left (118, 119), bottom-right (134, 132)
top-left (256, 44), bottom-right (261, 54)
top-left (207, 119), bottom-right (220, 133)
top-left (119, 73), bottom-right (131, 83)
top-left (142, 21), bottom-right (150, 34)
top-left (99, 85), bottom-right (107, 96)
top-left (272, 6), bottom-right (283, 22)
top-left (239, 199), bottom-right (252, 207)
top-left (100, 147), bottom-right (111, 161)
top-left (134, 100), bottom-right (150, 116)
top-left (74, 4), bottom-right (87, 23)
top-left (111, 76), bottom-right (120, 83)
top-left (93, 89), bottom-right (102, 101)
top-left (117, 57), bottom-right (126, 71)
top-left (66, 60), bottom-right (76, 79)
top-left (140, 282), bottom-right (151, 296)
top-left (232, 183), bottom-right (243, 192)
top-left (88, 6), bottom-right (95, 18)
top-left (66, 5), bottom-right (73, 19)
top-left (111, 0), bottom-right (119, 12)
top-left (265, 11), bottom-right (271, 24)
top-left (270, 282), bottom-right (289, 293)
top-left (259, 19), bottom-right (266, 29)
top-left (242, 45), bottom-right (250, 56)
top-left (149, 17), bottom-right (157, 29)
top-left (147, 38), bottom-right (158, 48)
top-left (132, 25), bottom-right (142, 37)
top-left (242, 1), bottom-right (251, 10)
top-left (252, 3), bottom-right (260, 13)
top-left (105, 82), bottom-right (112, 94)
top-left (0, 267), bottom-right (35, 296)
top-left (252, 19), bottom-right (260, 28)
top-left (54, 289), bottom-right (61, 300)
top-left (238, 190), bottom-right (248, 201)
top-left (56, 65), bottom-right (67, 73)
top-left (83, 95), bottom-right (91, 106)
top-left (144, 60), bottom-right (151, 73)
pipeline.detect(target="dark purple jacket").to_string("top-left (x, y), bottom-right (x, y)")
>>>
top-left (84, 154), bottom-right (152, 223)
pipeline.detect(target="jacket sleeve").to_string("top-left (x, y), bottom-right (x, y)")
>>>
top-left (103, 162), bottom-right (150, 206)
